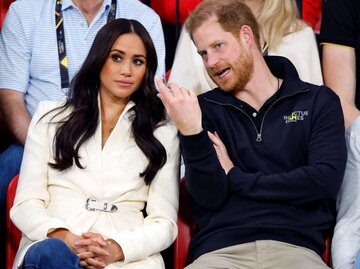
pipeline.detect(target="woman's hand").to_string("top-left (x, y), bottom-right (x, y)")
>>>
top-left (76, 232), bottom-right (124, 268)
top-left (47, 229), bottom-right (111, 268)
top-left (208, 131), bottom-right (234, 174)
top-left (47, 228), bottom-right (88, 254)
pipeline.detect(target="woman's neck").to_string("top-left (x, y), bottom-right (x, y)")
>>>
top-left (243, 0), bottom-right (263, 17)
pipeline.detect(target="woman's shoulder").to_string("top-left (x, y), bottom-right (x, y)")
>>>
top-left (285, 20), bottom-right (315, 40)
top-left (154, 120), bottom-right (179, 142)
top-left (36, 100), bottom-right (66, 114)
top-left (295, 19), bottom-right (309, 31)
top-left (271, 24), bottom-right (316, 51)
top-left (33, 100), bottom-right (68, 123)
top-left (156, 119), bottom-right (178, 134)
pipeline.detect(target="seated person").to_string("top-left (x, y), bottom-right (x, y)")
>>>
top-left (169, 0), bottom-right (323, 95)
top-left (157, 0), bottom-right (347, 268)
top-left (10, 18), bottom-right (180, 269)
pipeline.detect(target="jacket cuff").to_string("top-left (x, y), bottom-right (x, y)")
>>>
top-left (179, 130), bottom-right (214, 161)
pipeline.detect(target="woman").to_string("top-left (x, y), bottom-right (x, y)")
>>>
top-left (10, 18), bottom-right (180, 269)
top-left (169, 0), bottom-right (323, 94)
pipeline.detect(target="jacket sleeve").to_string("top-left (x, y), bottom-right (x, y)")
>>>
top-left (112, 123), bottom-right (180, 264)
top-left (180, 130), bottom-right (229, 209)
top-left (10, 101), bottom-right (71, 239)
top-left (332, 118), bottom-right (360, 269)
top-left (227, 90), bottom-right (347, 205)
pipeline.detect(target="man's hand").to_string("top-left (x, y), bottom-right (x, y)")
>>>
top-left (156, 77), bottom-right (203, 135)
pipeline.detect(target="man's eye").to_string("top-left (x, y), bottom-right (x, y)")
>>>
top-left (199, 51), bottom-right (207, 59)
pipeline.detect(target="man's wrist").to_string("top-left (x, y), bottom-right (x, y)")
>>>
top-left (179, 126), bottom-right (203, 136)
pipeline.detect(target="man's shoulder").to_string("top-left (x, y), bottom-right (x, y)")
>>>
top-left (298, 82), bottom-right (342, 113)
top-left (9, 0), bottom-right (50, 12)
top-left (6, 0), bottom-right (53, 25)
top-left (197, 88), bottom-right (220, 103)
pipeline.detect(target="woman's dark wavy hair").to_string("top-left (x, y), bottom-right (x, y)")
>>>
top-left (47, 18), bottom-right (167, 185)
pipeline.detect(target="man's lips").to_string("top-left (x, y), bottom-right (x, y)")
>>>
top-left (214, 67), bottom-right (230, 79)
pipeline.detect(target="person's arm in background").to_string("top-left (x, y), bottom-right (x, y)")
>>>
top-left (0, 3), bottom-right (33, 145)
top-left (142, 7), bottom-right (166, 79)
top-left (320, 0), bottom-right (360, 128)
top-left (322, 44), bottom-right (360, 128)
top-left (0, 90), bottom-right (31, 145)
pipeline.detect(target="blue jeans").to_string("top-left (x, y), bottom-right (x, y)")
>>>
top-left (0, 144), bottom-right (23, 268)
top-left (23, 238), bottom-right (82, 268)
top-left (355, 249), bottom-right (360, 269)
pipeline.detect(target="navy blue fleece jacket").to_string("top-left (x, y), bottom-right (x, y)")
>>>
top-left (180, 56), bottom-right (347, 260)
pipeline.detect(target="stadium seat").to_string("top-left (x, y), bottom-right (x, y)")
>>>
top-left (6, 174), bottom-right (21, 269)
top-left (0, 0), bottom-right (14, 29)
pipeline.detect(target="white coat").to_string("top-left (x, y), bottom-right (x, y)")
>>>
top-left (10, 100), bottom-right (180, 268)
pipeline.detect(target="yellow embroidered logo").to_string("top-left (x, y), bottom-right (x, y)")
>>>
top-left (284, 111), bottom-right (308, 123)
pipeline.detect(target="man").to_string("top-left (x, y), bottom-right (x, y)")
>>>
top-left (157, 0), bottom-right (347, 268)
top-left (0, 0), bottom-right (165, 266)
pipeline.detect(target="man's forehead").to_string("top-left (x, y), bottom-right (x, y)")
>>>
top-left (192, 16), bottom-right (221, 48)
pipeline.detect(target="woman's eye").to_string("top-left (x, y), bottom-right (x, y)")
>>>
top-left (111, 55), bottom-right (121, 62)
top-left (134, 59), bottom-right (144, 65)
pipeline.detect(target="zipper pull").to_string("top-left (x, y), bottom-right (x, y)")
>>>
top-left (256, 133), bottom-right (262, 142)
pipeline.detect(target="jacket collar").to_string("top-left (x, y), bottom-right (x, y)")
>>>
top-left (202, 56), bottom-right (310, 105)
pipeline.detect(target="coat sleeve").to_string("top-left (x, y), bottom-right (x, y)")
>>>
top-left (332, 118), bottom-right (360, 269)
top-left (10, 101), bottom-right (71, 240)
top-left (112, 123), bottom-right (180, 264)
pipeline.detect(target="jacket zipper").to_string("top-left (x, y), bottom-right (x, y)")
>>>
top-left (205, 89), bottom-right (310, 143)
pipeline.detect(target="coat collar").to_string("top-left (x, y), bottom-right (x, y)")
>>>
top-left (201, 56), bottom-right (310, 105)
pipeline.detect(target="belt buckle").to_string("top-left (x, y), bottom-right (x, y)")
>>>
top-left (85, 198), bottom-right (118, 212)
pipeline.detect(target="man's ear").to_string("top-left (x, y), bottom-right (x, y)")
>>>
top-left (239, 25), bottom-right (254, 47)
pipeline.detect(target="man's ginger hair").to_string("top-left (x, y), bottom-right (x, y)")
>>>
top-left (185, 0), bottom-right (261, 50)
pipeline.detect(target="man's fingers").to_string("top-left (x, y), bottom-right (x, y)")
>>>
top-left (156, 77), bottom-right (173, 98)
